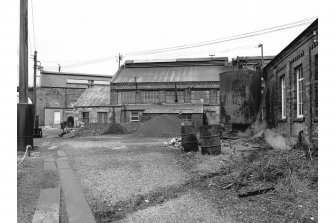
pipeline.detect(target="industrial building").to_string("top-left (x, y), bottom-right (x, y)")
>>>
top-left (36, 71), bottom-right (113, 127)
top-left (74, 57), bottom-right (230, 127)
top-left (263, 19), bottom-right (318, 143)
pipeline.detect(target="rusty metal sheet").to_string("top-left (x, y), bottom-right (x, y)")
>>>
top-left (113, 65), bottom-right (225, 83)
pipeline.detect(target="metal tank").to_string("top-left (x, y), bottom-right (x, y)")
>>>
top-left (220, 69), bottom-right (261, 131)
top-left (17, 103), bottom-right (34, 151)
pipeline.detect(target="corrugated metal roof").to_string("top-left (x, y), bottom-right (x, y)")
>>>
top-left (113, 65), bottom-right (224, 83)
top-left (124, 104), bottom-right (203, 114)
top-left (73, 85), bottom-right (110, 107)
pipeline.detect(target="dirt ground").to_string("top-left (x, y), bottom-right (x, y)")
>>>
top-left (18, 129), bottom-right (317, 223)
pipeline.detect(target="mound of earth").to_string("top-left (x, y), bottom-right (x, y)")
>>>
top-left (104, 123), bottom-right (128, 134)
top-left (135, 115), bottom-right (181, 137)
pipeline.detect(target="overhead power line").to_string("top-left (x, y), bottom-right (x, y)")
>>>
top-left (30, 0), bottom-right (37, 50)
top-left (123, 17), bottom-right (316, 56)
top-left (42, 17), bottom-right (316, 70)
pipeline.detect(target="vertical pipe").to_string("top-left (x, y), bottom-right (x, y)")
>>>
top-left (19, 0), bottom-right (28, 103)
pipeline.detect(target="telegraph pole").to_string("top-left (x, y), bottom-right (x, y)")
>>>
top-left (118, 53), bottom-right (123, 68)
top-left (19, 0), bottom-right (28, 103)
top-left (33, 51), bottom-right (37, 107)
top-left (33, 51), bottom-right (38, 128)
top-left (258, 43), bottom-right (264, 70)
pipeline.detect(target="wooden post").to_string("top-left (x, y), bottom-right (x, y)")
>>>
top-left (19, 0), bottom-right (28, 103)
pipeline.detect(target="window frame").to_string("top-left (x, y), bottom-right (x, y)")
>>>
top-left (296, 66), bottom-right (304, 118)
top-left (181, 113), bottom-right (192, 124)
top-left (82, 112), bottom-right (89, 123)
top-left (97, 112), bottom-right (108, 123)
top-left (130, 111), bottom-right (139, 122)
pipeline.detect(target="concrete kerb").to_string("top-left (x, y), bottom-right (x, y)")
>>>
top-left (57, 158), bottom-right (96, 223)
top-left (32, 187), bottom-right (60, 223)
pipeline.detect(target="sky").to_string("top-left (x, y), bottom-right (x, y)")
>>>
top-left (6, 0), bottom-right (318, 86)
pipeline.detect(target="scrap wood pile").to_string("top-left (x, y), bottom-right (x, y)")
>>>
top-left (221, 140), bottom-right (318, 199)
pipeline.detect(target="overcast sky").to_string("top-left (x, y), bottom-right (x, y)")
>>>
top-left (6, 0), bottom-right (317, 86)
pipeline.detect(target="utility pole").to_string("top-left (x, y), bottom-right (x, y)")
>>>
top-left (19, 0), bottom-right (28, 103)
top-left (258, 43), bottom-right (264, 70)
top-left (33, 51), bottom-right (37, 107)
top-left (118, 53), bottom-right (123, 68)
top-left (33, 51), bottom-right (37, 127)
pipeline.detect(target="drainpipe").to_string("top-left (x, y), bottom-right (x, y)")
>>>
top-left (308, 45), bottom-right (313, 143)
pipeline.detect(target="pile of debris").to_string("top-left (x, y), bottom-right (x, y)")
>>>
top-left (59, 123), bottom-right (129, 138)
top-left (220, 137), bottom-right (318, 199)
top-left (164, 137), bottom-right (182, 149)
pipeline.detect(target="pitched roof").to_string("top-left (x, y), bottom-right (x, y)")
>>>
top-left (73, 85), bottom-right (110, 107)
top-left (264, 19), bottom-right (318, 71)
top-left (112, 57), bottom-right (228, 83)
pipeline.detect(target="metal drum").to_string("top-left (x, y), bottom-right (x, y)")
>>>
top-left (199, 125), bottom-right (221, 155)
top-left (181, 125), bottom-right (198, 152)
top-left (17, 103), bottom-right (34, 151)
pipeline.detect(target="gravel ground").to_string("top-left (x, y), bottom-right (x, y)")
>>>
top-left (24, 131), bottom-right (316, 223)
top-left (17, 149), bottom-right (44, 223)
top-left (118, 190), bottom-right (234, 223)
top-left (61, 137), bottom-right (190, 207)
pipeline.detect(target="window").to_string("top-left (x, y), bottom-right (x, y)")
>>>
top-left (181, 114), bottom-right (192, 124)
top-left (82, 112), bottom-right (89, 123)
top-left (191, 91), bottom-right (209, 104)
top-left (280, 75), bottom-right (286, 119)
top-left (130, 111), bottom-right (139, 122)
top-left (118, 91), bottom-right (135, 105)
top-left (165, 91), bottom-right (184, 103)
top-left (97, 112), bottom-right (108, 123)
top-left (296, 66), bottom-right (304, 118)
top-left (209, 90), bottom-right (217, 104)
top-left (141, 91), bottom-right (160, 104)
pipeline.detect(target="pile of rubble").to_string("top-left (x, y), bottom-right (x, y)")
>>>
top-left (164, 137), bottom-right (182, 149)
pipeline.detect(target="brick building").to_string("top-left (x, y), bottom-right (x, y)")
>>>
top-left (263, 19), bottom-right (318, 143)
top-left (73, 57), bottom-right (231, 127)
top-left (36, 71), bottom-right (113, 127)
top-left (108, 57), bottom-right (230, 127)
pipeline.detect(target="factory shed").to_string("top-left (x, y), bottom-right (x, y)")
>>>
top-left (109, 57), bottom-right (230, 126)
top-left (73, 85), bottom-right (112, 125)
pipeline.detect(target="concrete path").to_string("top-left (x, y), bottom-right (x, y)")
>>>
top-left (32, 187), bottom-right (60, 223)
top-left (32, 148), bottom-right (96, 223)
top-left (32, 155), bottom-right (60, 223)
top-left (57, 150), bottom-right (96, 223)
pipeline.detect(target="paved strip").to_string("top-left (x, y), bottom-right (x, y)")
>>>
top-left (56, 159), bottom-right (71, 169)
top-left (58, 160), bottom-right (96, 223)
top-left (47, 146), bottom-right (58, 150)
top-left (44, 157), bottom-right (55, 162)
top-left (57, 157), bottom-right (68, 161)
top-left (44, 161), bottom-right (57, 170)
top-left (32, 187), bottom-right (60, 223)
top-left (57, 150), bottom-right (67, 157)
